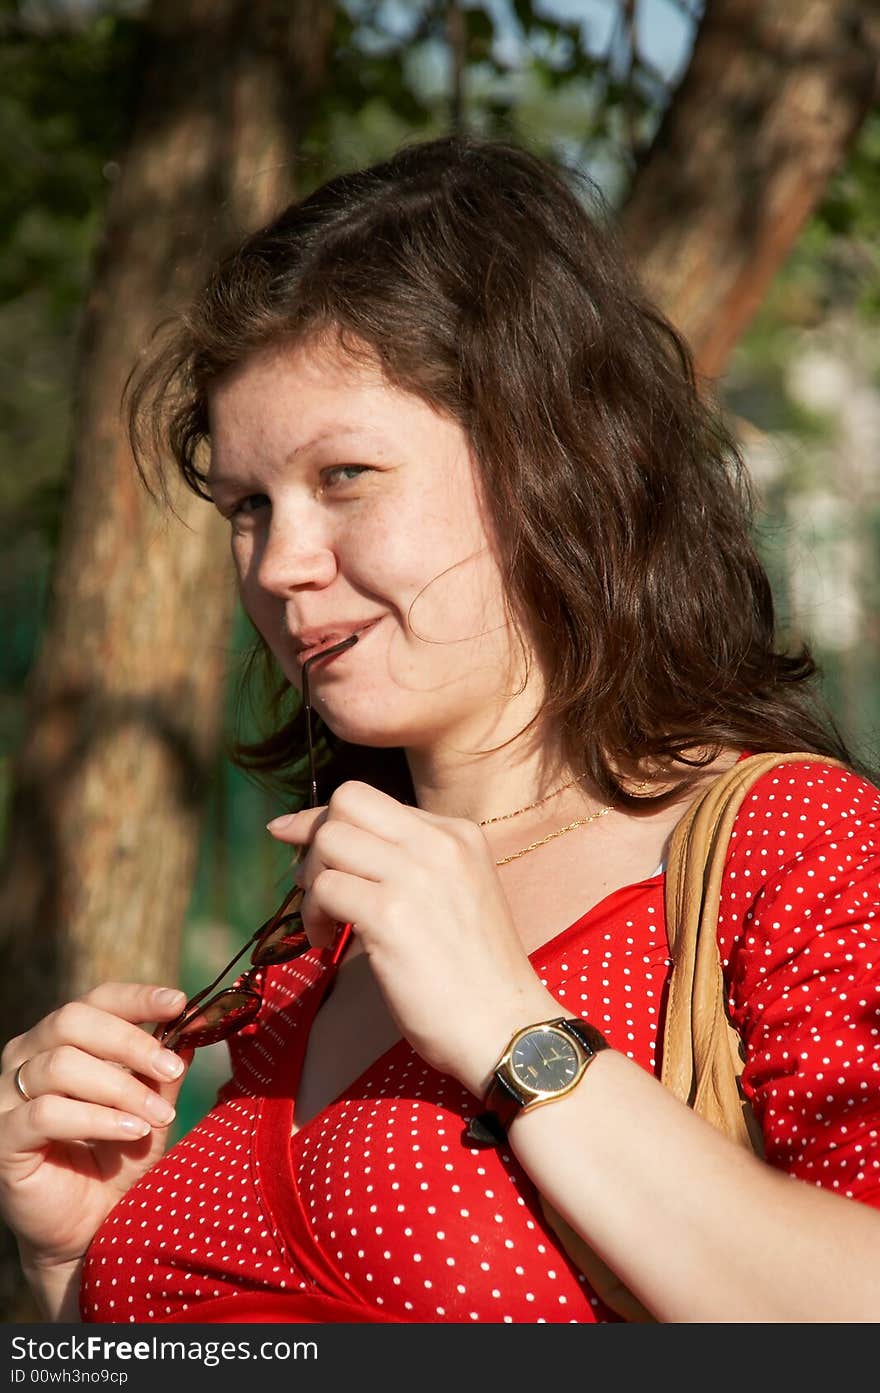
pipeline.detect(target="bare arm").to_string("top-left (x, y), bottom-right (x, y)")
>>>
top-left (19, 1254), bottom-right (83, 1324)
top-left (508, 1044), bottom-right (880, 1323)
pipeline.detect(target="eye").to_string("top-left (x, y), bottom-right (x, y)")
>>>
top-left (320, 465), bottom-right (372, 489)
top-left (228, 493), bottom-right (270, 518)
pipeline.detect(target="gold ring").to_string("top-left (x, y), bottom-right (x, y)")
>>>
top-left (13, 1062), bottom-right (33, 1102)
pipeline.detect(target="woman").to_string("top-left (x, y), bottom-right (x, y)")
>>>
top-left (2, 134), bottom-right (878, 1324)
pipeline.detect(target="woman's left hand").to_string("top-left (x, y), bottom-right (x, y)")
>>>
top-left (267, 781), bottom-right (557, 1097)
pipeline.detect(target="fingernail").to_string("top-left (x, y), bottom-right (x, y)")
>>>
top-left (144, 1094), bottom-right (176, 1124)
top-left (118, 1116), bottom-right (151, 1137)
top-left (153, 1050), bottom-right (185, 1079)
top-left (266, 814), bottom-right (295, 832)
top-left (154, 988), bottom-right (186, 1007)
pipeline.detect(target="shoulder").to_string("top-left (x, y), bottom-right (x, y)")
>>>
top-left (716, 755), bottom-right (880, 963)
top-left (728, 756), bottom-right (880, 868)
top-left (716, 762), bottom-right (880, 1195)
top-left (738, 754), bottom-right (878, 805)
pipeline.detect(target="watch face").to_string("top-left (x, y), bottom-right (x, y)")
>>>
top-left (509, 1028), bottom-right (581, 1096)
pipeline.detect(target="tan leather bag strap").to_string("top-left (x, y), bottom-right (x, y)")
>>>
top-left (661, 752), bottom-right (844, 1145)
top-left (539, 751), bottom-right (846, 1321)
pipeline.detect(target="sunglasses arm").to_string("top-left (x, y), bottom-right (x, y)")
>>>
top-left (155, 915), bottom-right (272, 1043)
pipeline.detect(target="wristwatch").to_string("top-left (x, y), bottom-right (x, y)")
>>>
top-left (465, 1016), bottom-right (609, 1148)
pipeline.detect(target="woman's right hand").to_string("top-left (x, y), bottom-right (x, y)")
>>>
top-left (0, 983), bottom-right (192, 1311)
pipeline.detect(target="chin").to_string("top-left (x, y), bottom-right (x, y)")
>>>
top-left (321, 719), bottom-right (400, 748)
top-left (320, 715), bottom-right (409, 749)
top-left (317, 700), bottom-right (436, 751)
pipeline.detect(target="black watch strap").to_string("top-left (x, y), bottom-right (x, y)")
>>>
top-left (464, 1017), bottom-right (608, 1149)
top-left (480, 1070), bottom-right (524, 1138)
top-left (555, 1017), bottom-right (608, 1056)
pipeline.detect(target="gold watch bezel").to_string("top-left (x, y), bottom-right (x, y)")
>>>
top-left (496, 1020), bottom-right (588, 1108)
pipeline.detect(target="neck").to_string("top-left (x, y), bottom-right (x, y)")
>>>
top-left (401, 649), bottom-right (605, 832)
top-left (405, 743), bottom-right (600, 827)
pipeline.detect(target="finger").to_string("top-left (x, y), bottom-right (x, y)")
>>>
top-left (305, 868), bottom-right (386, 947)
top-left (1, 985), bottom-right (187, 1078)
top-left (297, 820), bottom-right (399, 891)
top-left (266, 805), bottom-right (326, 844)
top-left (5, 1046), bottom-right (182, 1131)
top-left (77, 983), bottom-right (188, 1024)
top-left (268, 781), bottom-right (444, 846)
top-left (301, 912), bottom-right (341, 952)
top-left (7, 996), bottom-right (189, 1091)
top-left (2, 1095), bottom-right (159, 1158)
top-left (135, 1045), bottom-right (194, 1112)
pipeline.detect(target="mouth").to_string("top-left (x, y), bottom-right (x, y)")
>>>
top-left (296, 618), bottom-right (382, 667)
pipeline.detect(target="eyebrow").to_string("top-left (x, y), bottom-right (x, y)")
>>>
top-left (207, 425), bottom-right (389, 488)
top-left (289, 425), bottom-right (388, 460)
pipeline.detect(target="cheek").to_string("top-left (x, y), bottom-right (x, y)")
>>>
top-left (232, 542), bottom-right (283, 643)
top-left (230, 531), bottom-right (253, 581)
top-left (231, 538), bottom-right (256, 603)
top-left (241, 594), bottom-right (284, 672)
top-left (402, 523), bottom-right (508, 643)
top-left (338, 515), bottom-right (426, 610)
top-left (370, 530), bottom-right (461, 634)
top-left (374, 481), bottom-right (476, 570)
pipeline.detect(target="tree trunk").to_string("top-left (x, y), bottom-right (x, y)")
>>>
top-left (620, 0), bottom-right (879, 378)
top-left (0, 0), bottom-right (335, 1319)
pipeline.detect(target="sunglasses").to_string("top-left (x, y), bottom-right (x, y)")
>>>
top-left (156, 633), bottom-right (359, 1052)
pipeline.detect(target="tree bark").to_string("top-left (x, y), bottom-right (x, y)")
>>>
top-left (0, 0), bottom-right (335, 1319)
top-left (620, 0), bottom-right (880, 379)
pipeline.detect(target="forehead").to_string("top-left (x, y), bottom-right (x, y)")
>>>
top-left (209, 336), bottom-right (385, 425)
top-left (206, 335), bottom-right (467, 477)
top-left (207, 345), bottom-right (384, 478)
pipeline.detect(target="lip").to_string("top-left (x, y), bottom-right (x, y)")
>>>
top-left (295, 618), bottom-right (383, 666)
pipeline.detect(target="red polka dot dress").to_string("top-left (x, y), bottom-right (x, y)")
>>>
top-left (79, 759), bottom-right (880, 1323)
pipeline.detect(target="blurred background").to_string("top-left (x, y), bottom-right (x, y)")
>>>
top-left (1, 0), bottom-right (878, 1317)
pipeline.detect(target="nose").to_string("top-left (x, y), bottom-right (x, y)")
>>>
top-left (253, 515), bottom-right (337, 598)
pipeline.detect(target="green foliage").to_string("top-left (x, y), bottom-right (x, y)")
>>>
top-left (0, 4), bottom-right (140, 308)
top-left (725, 107), bottom-right (880, 765)
top-left (0, 4), bottom-right (142, 769)
top-left (0, 1), bottom-right (144, 751)
top-left (733, 109), bottom-right (880, 356)
top-left (724, 108), bottom-right (880, 464)
top-left (301, 0), bottom-right (681, 191)
top-left (816, 109), bottom-right (880, 244)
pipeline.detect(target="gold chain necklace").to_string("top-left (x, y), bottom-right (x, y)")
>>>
top-left (479, 771), bottom-right (610, 868)
top-left (479, 772), bottom-right (648, 867)
top-left (489, 805), bottom-right (613, 866)
top-left (477, 771), bottom-right (588, 825)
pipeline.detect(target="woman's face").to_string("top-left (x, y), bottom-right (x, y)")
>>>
top-left (207, 336), bottom-right (541, 756)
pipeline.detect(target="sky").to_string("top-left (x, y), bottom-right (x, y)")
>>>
top-left (62, 0), bottom-right (699, 88)
top-left (369, 0), bottom-right (698, 81)
top-left (455, 0), bottom-right (698, 84)
top-left (545, 0), bottom-right (697, 81)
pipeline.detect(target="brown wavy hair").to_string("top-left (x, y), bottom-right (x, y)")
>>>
top-left (128, 132), bottom-right (858, 809)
